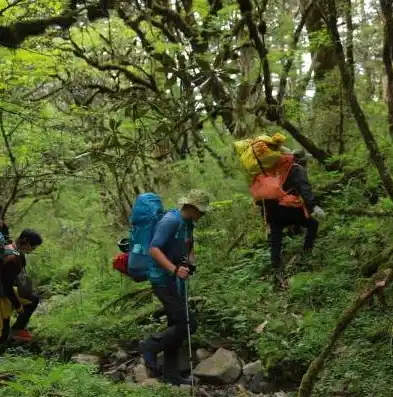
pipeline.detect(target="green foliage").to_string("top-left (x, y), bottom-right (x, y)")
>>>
top-left (0, 357), bottom-right (186, 397)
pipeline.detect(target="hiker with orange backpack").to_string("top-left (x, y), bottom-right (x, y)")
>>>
top-left (253, 153), bottom-right (325, 276)
top-left (234, 134), bottom-right (325, 278)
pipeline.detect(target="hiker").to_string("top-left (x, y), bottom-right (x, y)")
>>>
top-left (286, 149), bottom-right (312, 237)
top-left (139, 189), bottom-right (210, 386)
top-left (0, 229), bottom-right (43, 344)
top-left (259, 159), bottom-right (325, 275)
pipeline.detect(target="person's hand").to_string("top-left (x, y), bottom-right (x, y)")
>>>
top-left (312, 205), bottom-right (326, 219)
top-left (176, 266), bottom-right (189, 280)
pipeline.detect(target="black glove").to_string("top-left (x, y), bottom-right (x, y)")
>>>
top-left (180, 257), bottom-right (196, 275)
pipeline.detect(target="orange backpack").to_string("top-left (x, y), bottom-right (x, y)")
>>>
top-left (249, 154), bottom-right (308, 216)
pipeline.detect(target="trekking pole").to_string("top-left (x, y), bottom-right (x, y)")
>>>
top-left (184, 280), bottom-right (195, 397)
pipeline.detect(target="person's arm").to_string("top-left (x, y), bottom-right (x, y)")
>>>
top-left (150, 215), bottom-right (189, 279)
top-left (150, 247), bottom-right (178, 275)
top-left (1, 256), bottom-right (22, 310)
top-left (289, 165), bottom-right (317, 214)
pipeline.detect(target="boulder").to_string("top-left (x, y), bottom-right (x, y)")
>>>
top-left (194, 348), bottom-right (242, 384)
top-left (70, 354), bottom-right (100, 365)
top-left (243, 360), bottom-right (262, 378)
top-left (249, 372), bottom-right (271, 394)
top-left (196, 348), bottom-right (213, 362)
top-left (134, 363), bottom-right (151, 384)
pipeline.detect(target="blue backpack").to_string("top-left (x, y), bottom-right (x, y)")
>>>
top-left (127, 193), bottom-right (164, 282)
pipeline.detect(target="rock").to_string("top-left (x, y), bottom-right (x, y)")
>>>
top-left (243, 360), bottom-right (263, 378)
top-left (141, 378), bottom-right (159, 387)
top-left (197, 348), bottom-right (213, 362)
top-left (113, 350), bottom-right (128, 364)
top-left (237, 375), bottom-right (249, 388)
top-left (249, 372), bottom-right (270, 394)
top-left (134, 363), bottom-right (151, 384)
top-left (104, 369), bottom-right (123, 382)
top-left (274, 393), bottom-right (288, 397)
top-left (117, 363), bottom-right (128, 372)
top-left (194, 348), bottom-right (242, 384)
top-left (70, 354), bottom-right (100, 365)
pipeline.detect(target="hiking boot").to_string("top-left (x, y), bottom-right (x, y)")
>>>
top-left (162, 374), bottom-right (194, 386)
top-left (11, 329), bottom-right (33, 342)
top-left (139, 340), bottom-right (158, 375)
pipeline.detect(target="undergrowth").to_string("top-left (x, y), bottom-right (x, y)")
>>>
top-left (0, 356), bottom-right (186, 397)
top-left (5, 153), bottom-right (393, 396)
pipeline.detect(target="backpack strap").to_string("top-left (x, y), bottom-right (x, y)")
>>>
top-left (2, 248), bottom-right (20, 258)
top-left (251, 142), bottom-right (267, 176)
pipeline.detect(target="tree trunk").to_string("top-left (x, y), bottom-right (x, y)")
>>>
top-left (326, 0), bottom-right (393, 202)
top-left (380, 0), bottom-right (393, 138)
top-left (300, 0), bottom-right (340, 152)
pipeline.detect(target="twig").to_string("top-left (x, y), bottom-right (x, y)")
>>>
top-left (226, 230), bottom-right (247, 255)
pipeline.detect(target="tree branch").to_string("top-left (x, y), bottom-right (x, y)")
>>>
top-left (68, 37), bottom-right (158, 93)
top-left (0, 0), bottom-right (26, 17)
top-left (0, 111), bottom-right (18, 176)
top-left (297, 268), bottom-right (393, 397)
top-left (277, 1), bottom-right (313, 104)
top-left (0, 1), bottom-right (115, 48)
top-left (345, 0), bottom-right (355, 81)
top-left (237, 0), bottom-right (274, 106)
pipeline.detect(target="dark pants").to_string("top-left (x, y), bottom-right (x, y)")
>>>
top-left (269, 207), bottom-right (319, 269)
top-left (146, 281), bottom-right (197, 375)
top-left (12, 293), bottom-right (39, 331)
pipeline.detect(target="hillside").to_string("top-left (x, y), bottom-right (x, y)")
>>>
top-left (2, 0), bottom-right (393, 396)
top-left (0, 152), bottom-right (392, 397)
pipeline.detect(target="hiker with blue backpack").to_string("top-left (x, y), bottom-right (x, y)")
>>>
top-left (128, 189), bottom-right (210, 386)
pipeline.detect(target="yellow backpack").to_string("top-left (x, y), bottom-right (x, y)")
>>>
top-left (234, 133), bottom-right (287, 177)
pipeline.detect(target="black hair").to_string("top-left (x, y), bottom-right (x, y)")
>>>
top-left (18, 229), bottom-right (43, 247)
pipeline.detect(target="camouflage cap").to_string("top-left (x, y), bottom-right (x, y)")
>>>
top-left (178, 189), bottom-right (212, 213)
